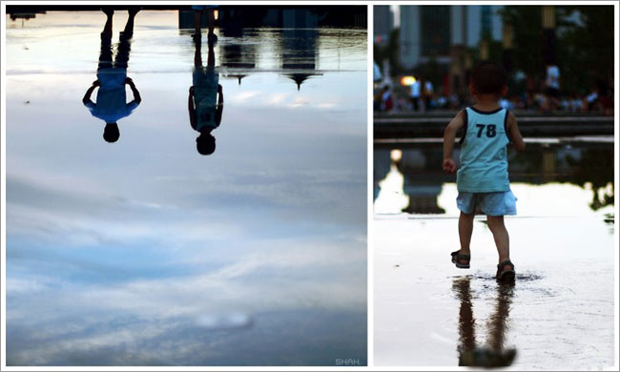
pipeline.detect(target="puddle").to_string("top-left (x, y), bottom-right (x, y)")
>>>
top-left (374, 141), bottom-right (615, 369)
top-left (5, 8), bottom-right (368, 366)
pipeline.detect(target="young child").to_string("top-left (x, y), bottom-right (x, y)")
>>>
top-left (83, 8), bottom-right (141, 143)
top-left (443, 62), bottom-right (525, 282)
top-left (188, 24), bottom-right (223, 156)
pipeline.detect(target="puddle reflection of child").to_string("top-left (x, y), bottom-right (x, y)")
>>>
top-left (188, 32), bottom-right (223, 155)
top-left (443, 62), bottom-right (525, 282)
top-left (454, 277), bottom-right (517, 367)
top-left (192, 5), bottom-right (218, 44)
top-left (83, 8), bottom-right (141, 143)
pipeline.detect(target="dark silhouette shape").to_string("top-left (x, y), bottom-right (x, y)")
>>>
top-left (565, 148), bottom-right (615, 211)
top-left (103, 123), bottom-right (120, 143)
top-left (281, 27), bottom-right (321, 91)
top-left (220, 26), bottom-right (256, 86)
top-left (188, 15), bottom-right (223, 156)
top-left (192, 5), bottom-right (218, 44)
top-left (453, 277), bottom-right (517, 368)
top-left (83, 7), bottom-right (141, 143)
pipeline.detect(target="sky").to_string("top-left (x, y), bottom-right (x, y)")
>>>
top-left (4, 10), bottom-right (368, 366)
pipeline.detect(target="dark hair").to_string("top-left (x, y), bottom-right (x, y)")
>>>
top-left (196, 132), bottom-right (216, 155)
top-left (103, 123), bottom-right (120, 143)
top-left (471, 61), bottom-right (507, 95)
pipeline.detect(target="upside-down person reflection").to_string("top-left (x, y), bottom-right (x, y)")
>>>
top-left (453, 277), bottom-right (517, 368)
top-left (83, 7), bottom-right (141, 143)
top-left (188, 16), bottom-right (223, 156)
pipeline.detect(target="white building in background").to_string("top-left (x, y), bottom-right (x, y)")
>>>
top-left (398, 5), bottom-right (504, 70)
top-left (374, 5), bottom-right (393, 45)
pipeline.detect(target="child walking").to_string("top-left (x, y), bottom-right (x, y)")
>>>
top-left (443, 62), bottom-right (525, 282)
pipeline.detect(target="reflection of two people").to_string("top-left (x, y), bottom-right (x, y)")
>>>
top-left (188, 6), bottom-right (223, 156)
top-left (453, 277), bottom-right (517, 368)
top-left (83, 8), bottom-right (141, 143)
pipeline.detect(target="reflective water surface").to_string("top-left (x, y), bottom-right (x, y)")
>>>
top-left (373, 139), bottom-right (615, 369)
top-left (5, 9), bottom-right (367, 366)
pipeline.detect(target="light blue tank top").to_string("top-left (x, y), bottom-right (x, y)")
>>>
top-left (457, 107), bottom-right (511, 193)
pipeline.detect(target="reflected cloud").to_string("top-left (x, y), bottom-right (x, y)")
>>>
top-left (227, 90), bottom-right (260, 103)
top-left (6, 7), bottom-right (367, 366)
top-left (196, 312), bottom-right (254, 330)
top-left (266, 93), bottom-right (290, 105)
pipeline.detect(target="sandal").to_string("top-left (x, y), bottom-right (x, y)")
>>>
top-left (496, 260), bottom-right (515, 282)
top-left (451, 250), bottom-right (470, 269)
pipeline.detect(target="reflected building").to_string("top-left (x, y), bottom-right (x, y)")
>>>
top-left (7, 6), bottom-right (46, 22)
top-left (178, 6), bottom-right (366, 91)
top-left (220, 27), bottom-right (257, 85)
top-left (280, 9), bottom-right (322, 90)
top-left (396, 148), bottom-right (445, 214)
top-left (374, 148), bottom-right (392, 201)
top-left (373, 142), bottom-right (615, 214)
top-left (8, 11), bottom-right (40, 21)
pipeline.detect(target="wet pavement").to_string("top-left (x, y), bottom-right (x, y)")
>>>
top-left (5, 9), bottom-right (367, 366)
top-left (373, 140), bottom-right (615, 369)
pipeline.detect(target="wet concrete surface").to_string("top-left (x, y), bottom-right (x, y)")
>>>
top-left (373, 142), bottom-right (616, 369)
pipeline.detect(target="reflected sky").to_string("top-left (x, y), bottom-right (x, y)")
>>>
top-left (5, 9), bottom-right (367, 366)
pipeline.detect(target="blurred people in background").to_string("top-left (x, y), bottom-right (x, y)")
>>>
top-left (543, 65), bottom-right (561, 113)
top-left (380, 85), bottom-right (394, 112)
top-left (585, 84), bottom-right (599, 112)
top-left (410, 77), bottom-right (422, 112)
top-left (372, 70), bottom-right (613, 117)
top-left (422, 79), bottom-right (434, 111)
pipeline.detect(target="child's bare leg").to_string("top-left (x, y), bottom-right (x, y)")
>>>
top-left (487, 215), bottom-right (511, 267)
top-left (207, 10), bottom-right (215, 36)
top-left (454, 278), bottom-right (476, 354)
top-left (207, 39), bottom-right (215, 67)
top-left (206, 10), bottom-right (217, 44)
top-left (194, 38), bottom-right (202, 68)
top-left (102, 8), bottom-right (113, 38)
top-left (194, 10), bottom-right (203, 36)
top-left (457, 212), bottom-right (474, 266)
top-left (122, 8), bottom-right (138, 38)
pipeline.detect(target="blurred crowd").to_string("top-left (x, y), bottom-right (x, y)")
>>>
top-left (374, 72), bottom-right (614, 116)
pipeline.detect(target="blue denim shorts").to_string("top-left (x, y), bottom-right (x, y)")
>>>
top-left (192, 5), bottom-right (218, 10)
top-left (457, 191), bottom-right (517, 216)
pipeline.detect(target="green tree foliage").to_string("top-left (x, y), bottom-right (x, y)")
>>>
top-left (556, 6), bottom-right (614, 94)
top-left (500, 5), bottom-right (614, 95)
top-left (499, 6), bottom-right (543, 77)
top-left (374, 28), bottom-right (403, 76)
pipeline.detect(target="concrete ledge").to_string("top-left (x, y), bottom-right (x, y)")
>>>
top-left (374, 114), bottom-right (615, 139)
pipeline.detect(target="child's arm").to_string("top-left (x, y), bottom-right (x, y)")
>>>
top-left (506, 111), bottom-right (525, 151)
top-left (442, 110), bottom-right (465, 173)
top-left (82, 80), bottom-right (99, 106)
top-left (125, 77), bottom-right (142, 105)
top-left (215, 84), bottom-right (224, 125)
top-left (188, 87), bottom-right (197, 128)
